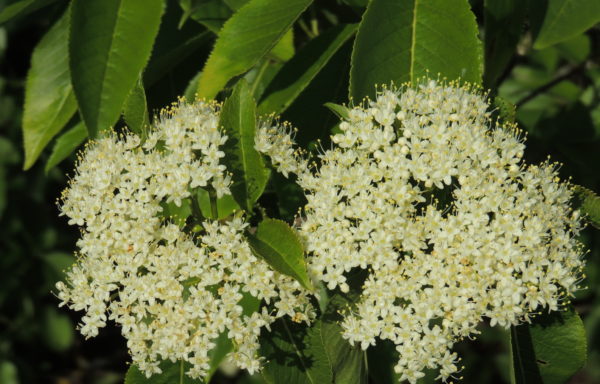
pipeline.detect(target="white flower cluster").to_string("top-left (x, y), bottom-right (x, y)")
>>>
top-left (55, 101), bottom-right (313, 379)
top-left (257, 81), bottom-right (585, 383)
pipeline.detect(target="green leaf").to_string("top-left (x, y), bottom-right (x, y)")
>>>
top-left (42, 305), bottom-right (74, 352)
top-left (70, 0), bottom-right (164, 138)
top-left (0, 361), bottom-right (18, 384)
top-left (45, 122), bottom-right (87, 172)
top-left (145, 29), bottom-right (211, 88)
top-left (493, 97), bottom-right (517, 124)
top-left (223, 0), bottom-right (250, 10)
top-left (247, 218), bottom-right (312, 290)
top-left (573, 186), bottom-right (600, 229)
top-left (219, 79), bottom-right (270, 211)
top-left (270, 28), bottom-right (295, 62)
top-left (124, 360), bottom-right (198, 384)
top-left (0, 0), bottom-right (60, 25)
top-left (510, 308), bottom-right (586, 384)
top-left (323, 102), bottom-right (350, 120)
top-left (320, 288), bottom-right (368, 384)
top-left (533, 0), bottom-right (600, 49)
top-left (261, 319), bottom-right (333, 384)
top-left (349, 0), bottom-right (482, 101)
top-left (258, 24), bottom-right (358, 115)
top-left (483, 0), bottom-right (527, 88)
top-left (196, 0), bottom-right (313, 99)
top-left (180, 0), bottom-right (232, 32)
top-left (160, 199), bottom-right (192, 227)
top-left (22, 8), bottom-right (77, 170)
top-left (196, 188), bottom-right (240, 219)
top-left (123, 78), bottom-right (149, 137)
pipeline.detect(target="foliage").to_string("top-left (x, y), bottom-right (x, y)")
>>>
top-left (1, 0), bottom-right (600, 383)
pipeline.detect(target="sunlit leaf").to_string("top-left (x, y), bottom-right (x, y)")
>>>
top-left (22, 8), bottom-right (77, 169)
top-left (219, 79), bottom-right (270, 211)
top-left (350, 0), bottom-right (482, 100)
top-left (70, 0), bottom-right (164, 137)
top-left (196, 0), bottom-right (313, 99)
top-left (247, 218), bottom-right (312, 290)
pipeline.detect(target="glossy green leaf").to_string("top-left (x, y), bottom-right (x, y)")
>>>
top-left (350, 0), bottom-right (482, 101)
top-left (0, 0), bottom-right (60, 25)
top-left (70, 0), bottom-right (164, 138)
top-left (219, 79), bottom-right (269, 211)
top-left (258, 24), bottom-right (357, 114)
top-left (45, 122), bottom-right (87, 172)
top-left (22, 8), bottom-right (77, 169)
top-left (247, 218), bottom-right (312, 290)
top-left (573, 186), bottom-right (600, 229)
top-left (483, 0), bottom-right (527, 88)
top-left (196, 0), bottom-right (313, 99)
top-left (261, 319), bottom-right (333, 384)
top-left (533, 0), bottom-right (600, 49)
top-left (124, 360), bottom-right (197, 384)
top-left (510, 309), bottom-right (586, 384)
top-left (123, 78), bottom-right (149, 137)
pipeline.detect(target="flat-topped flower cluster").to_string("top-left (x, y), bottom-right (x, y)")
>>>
top-left (55, 101), bottom-right (313, 379)
top-left (257, 81), bottom-right (585, 383)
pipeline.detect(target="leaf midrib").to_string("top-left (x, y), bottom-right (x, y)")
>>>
top-left (92, 0), bottom-right (124, 133)
top-left (235, 95), bottom-right (252, 208)
top-left (409, 0), bottom-right (419, 82)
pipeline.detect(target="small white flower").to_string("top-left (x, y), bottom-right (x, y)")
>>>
top-left (56, 100), bottom-right (314, 380)
top-left (256, 81), bottom-right (585, 383)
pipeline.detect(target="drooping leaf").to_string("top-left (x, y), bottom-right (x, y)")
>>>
top-left (350, 0), bottom-right (482, 101)
top-left (70, 0), bottom-right (164, 137)
top-left (22, 8), bottom-right (77, 169)
top-left (510, 308), bottom-right (587, 384)
top-left (258, 23), bottom-right (358, 115)
top-left (483, 0), bottom-right (527, 88)
top-left (196, 0), bottom-right (313, 99)
top-left (573, 185), bottom-right (600, 229)
top-left (247, 218), bottom-right (312, 290)
top-left (261, 319), bottom-right (333, 384)
top-left (533, 0), bottom-right (600, 49)
top-left (45, 122), bottom-right (87, 172)
top-left (219, 79), bottom-right (270, 211)
top-left (123, 78), bottom-right (150, 137)
top-left (0, 0), bottom-right (60, 25)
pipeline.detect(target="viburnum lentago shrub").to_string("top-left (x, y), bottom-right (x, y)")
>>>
top-left (256, 80), bottom-right (586, 383)
top-left (54, 100), bottom-right (314, 379)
